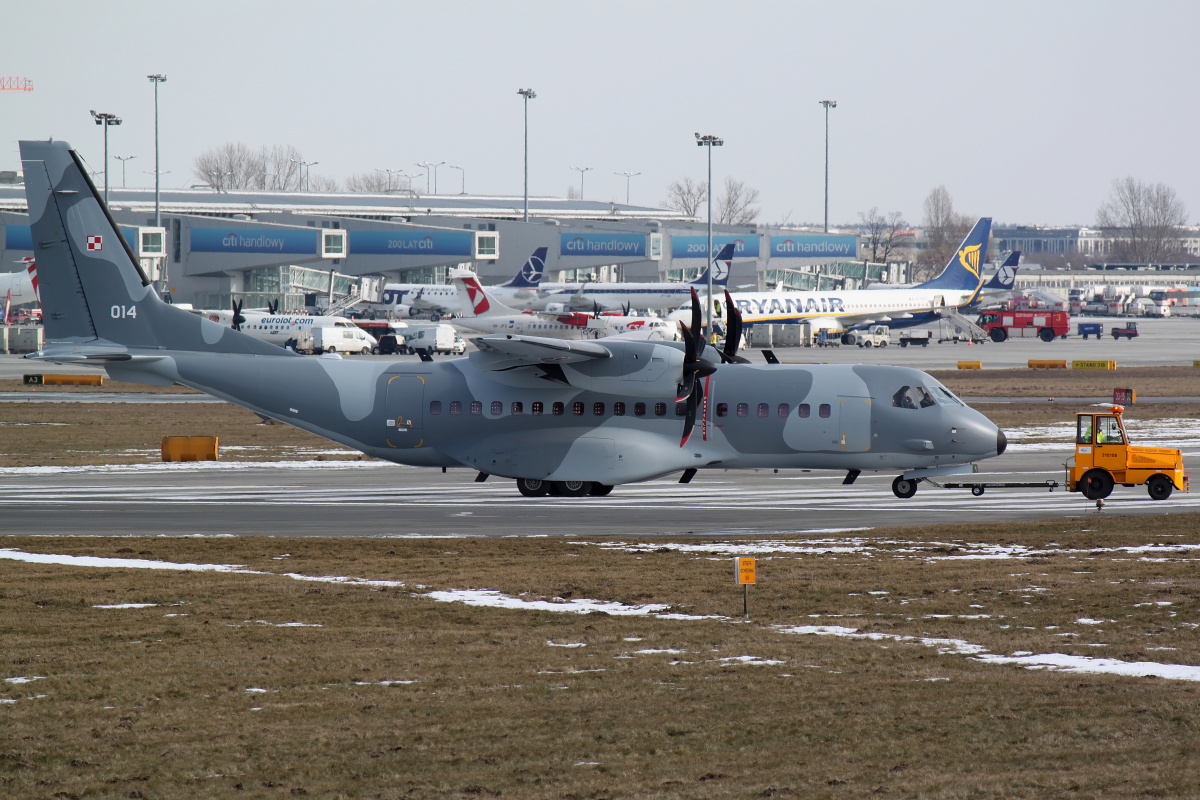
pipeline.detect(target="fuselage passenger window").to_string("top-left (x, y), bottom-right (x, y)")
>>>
top-left (511, 401), bottom-right (523, 415)
top-left (716, 402), bottom-right (728, 417)
top-left (532, 401), bottom-right (543, 415)
top-left (797, 403), bottom-right (810, 418)
top-left (675, 402), bottom-right (686, 417)
top-left (572, 401), bottom-right (585, 416)
top-left (449, 400), bottom-right (462, 415)
top-left (757, 403), bottom-right (769, 418)
top-left (613, 401), bottom-right (625, 416)
top-left (593, 402), bottom-right (605, 416)
top-left (737, 403), bottom-right (749, 418)
top-left (490, 401), bottom-right (503, 416)
top-left (778, 403), bottom-right (790, 417)
top-left (819, 403), bottom-right (831, 418)
top-left (654, 402), bottom-right (667, 417)
top-left (470, 400), bottom-right (482, 415)
top-left (634, 402), bottom-right (647, 416)
top-left (552, 401), bottom-right (565, 416)
top-left (429, 400), bottom-right (442, 415)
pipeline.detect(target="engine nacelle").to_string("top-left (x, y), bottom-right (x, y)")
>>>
top-left (542, 302), bottom-right (567, 314)
top-left (391, 304), bottom-right (420, 319)
top-left (558, 340), bottom-right (686, 398)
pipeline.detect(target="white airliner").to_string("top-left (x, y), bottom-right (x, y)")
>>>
top-left (1, 257), bottom-right (39, 305)
top-left (365, 281), bottom-right (463, 321)
top-left (489, 244), bottom-right (735, 312)
top-left (449, 269), bottom-right (673, 340)
top-left (669, 218), bottom-right (993, 333)
top-left (192, 305), bottom-right (376, 351)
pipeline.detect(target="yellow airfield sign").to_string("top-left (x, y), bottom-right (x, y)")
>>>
top-left (736, 557), bottom-right (756, 584)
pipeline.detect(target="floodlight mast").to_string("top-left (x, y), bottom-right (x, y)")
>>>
top-left (517, 88), bottom-right (536, 221)
top-left (820, 99), bottom-right (837, 233)
top-left (90, 110), bottom-right (122, 203)
top-left (147, 74), bottom-right (166, 227)
top-left (695, 132), bottom-right (723, 340)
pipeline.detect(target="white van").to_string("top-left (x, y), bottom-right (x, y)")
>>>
top-left (405, 323), bottom-right (466, 356)
top-left (312, 325), bottom-right (377, 355)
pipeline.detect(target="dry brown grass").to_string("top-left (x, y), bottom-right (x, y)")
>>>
top-left (3, 516), bottom-right (1200, 798)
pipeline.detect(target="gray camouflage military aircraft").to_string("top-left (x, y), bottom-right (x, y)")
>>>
top-left (21, 139), bottom-right (1006, 498)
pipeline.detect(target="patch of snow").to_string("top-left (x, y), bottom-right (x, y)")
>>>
top-left (4, 676), bottom-right (44, 685)
top-left (93, 603), bottom-right (158, 609)
top-left (547, 641), bottom-right (586, 648)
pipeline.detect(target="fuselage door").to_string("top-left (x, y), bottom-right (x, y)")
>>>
top-left (385, 375), bottom-right (425, 448)
top-left (838, 396), bottom-right (871, 451)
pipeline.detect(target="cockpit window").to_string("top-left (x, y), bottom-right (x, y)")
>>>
top-left (892, 386), bottom-right (918, 409)
top-left (932, 385), bottom-right (964, 406)
top-left (914, 386), bottom-right (937, 408)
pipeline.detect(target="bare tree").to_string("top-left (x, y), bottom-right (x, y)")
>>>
top-left (344, 171), bottom-right (393, 193)
top-left (858, 207), bottom-right (908, 264)
top-left (1096, 177), bottom-right (1188, 262)
top-left (716, 177), bottom-right (760, 225)
top-left (308, 174), bottom-right (341, 193)
top-left (916, 185), bottom-right (972, 280)
top-left (662, 176), bottom-right (708, 217)
top-left (192, 142), bottom-right (304, 191)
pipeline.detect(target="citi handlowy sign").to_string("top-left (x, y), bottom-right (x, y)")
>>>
top-left (769, 234), bottom-right (858, 258)
top-left (560, 232), bottom-right (646, 257)
top-left (191, 227), bottom-right (318, 254)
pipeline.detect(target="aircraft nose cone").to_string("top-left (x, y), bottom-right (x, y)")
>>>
top-left (997, 428), bottom-right (1008, 456)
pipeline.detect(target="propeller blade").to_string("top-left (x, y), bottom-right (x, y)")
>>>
top-left (679, 372), bottom-right (707, 447)
top-left (268, 299), bottom-right (279, 315)
top-left (720, 289), bottom-right (750, 364)
top-left (622, 301), bottom-right (631, 316)
top-left (231, 298), bottom-right (246, 331)
top-left (689, 286), bottom-right (702, 343)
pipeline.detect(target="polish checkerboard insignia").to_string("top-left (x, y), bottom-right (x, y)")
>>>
top-left (86, 235), bottom-right (103, 251)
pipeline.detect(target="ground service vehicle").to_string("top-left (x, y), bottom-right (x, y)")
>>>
top-left (847, 325), bottom-right (889, 348)
top-left (1077, 322), bottom-right (1104, 339)
top-left (405, 324), bottom-right (466, 356)
top-left (1069, 406), bottom-right (1188, 500)
top-left (1111, 321), bottom-right (1139, 340)
top-left (815, 330), bottom-right (843, 347)
top-left (976, 310), bottom-right (1069, 343)
top-left (897, 331), bottom-right (932, 348)
top-left (312, 325), bottom-right (377, 355)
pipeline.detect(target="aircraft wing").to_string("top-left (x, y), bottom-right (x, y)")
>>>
top-left (470, 334), bottom-right (613, 370)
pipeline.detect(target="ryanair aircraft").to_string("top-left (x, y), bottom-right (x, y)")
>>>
top-left (669, 218), bottom-right (993, 333)
top-left (20, 139), bottom-right (1005, 499)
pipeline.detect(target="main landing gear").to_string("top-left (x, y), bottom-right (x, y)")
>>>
top-left (516, 478), bottom-right (614, 498)
top-left (892, 475), bottom-right (919, 499)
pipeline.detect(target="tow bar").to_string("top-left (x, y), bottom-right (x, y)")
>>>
top-left (929, 479), bottom-right (1061, 497)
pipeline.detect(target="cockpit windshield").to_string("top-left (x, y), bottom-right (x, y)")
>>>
top-left (892, 385), bottom-right (941, 410)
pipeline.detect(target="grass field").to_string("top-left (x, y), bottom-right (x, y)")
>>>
top-left (3, 517), bottom-right (1200, 798)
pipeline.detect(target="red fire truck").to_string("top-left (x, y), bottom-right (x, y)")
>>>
top-left (975, 310), bottom-right (1070, 343)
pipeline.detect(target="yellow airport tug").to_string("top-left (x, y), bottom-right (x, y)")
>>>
top-left (1068, 406), bottom-right (1189, 500)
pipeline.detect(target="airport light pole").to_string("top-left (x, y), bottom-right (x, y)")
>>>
top-left (450, 164), bottom-right (465, 194)
top-left (517, 88), bottom-right (536, 221)
top-left (570, 166), bottom-right (592, 199)
top-left (290, 159), bottom-right (317, 191)
top-left (375, 168), bottom-right (399, 192)
top-left (695, 132), bottom-right (723, 339)
top-left (147, 74), bottom-right (166, 227)
top-left (90, 110), bottom-right (122, 204)
top-left (114, 155), bottom-right (135, 188)
top-left (615, 170), bottom-right (641, 205)
top-left (820, 99), bottom-right (837, 233)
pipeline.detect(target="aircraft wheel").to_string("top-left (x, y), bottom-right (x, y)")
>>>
top-left (551, 480), bottom-right (591, 497)
top-left (588, 483), bottom-right (614, 497)
top-left (990, 328), bottom-right (1008, 343)
top-left (1080, 469), bottom-right (1114, 500)
top-left (971, 485), bottom-right (985, 497)
top-left (892, 476), bottom-right (919, 499)
top-left (516, 478), bottom-right (550, 497)
top-left (1147, 475), bottom-right (1173, 501)
top-left (1038, 328), bottom-right (1055, 342)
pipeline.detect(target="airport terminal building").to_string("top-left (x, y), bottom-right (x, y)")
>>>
top-left (0, 184), bottom-right (884, 312)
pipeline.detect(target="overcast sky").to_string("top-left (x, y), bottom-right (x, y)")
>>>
top-left (4, 1), bottom-right (1195, 229)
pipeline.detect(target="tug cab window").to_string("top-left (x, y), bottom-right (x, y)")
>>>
top-left (1096, 416), bottom-right (1124, 445)
top-left (1077, 417), bottom-right (1094, 445)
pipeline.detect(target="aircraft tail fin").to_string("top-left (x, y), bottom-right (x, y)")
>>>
top-left (983, 250), bottom-right (1020, 291)
top-left (690, 242), bottom-right (735, 287)
top-left (20, 139), bottom-right (285, 359)
top-left (916, 217), bottom-right (992, 295)
top-left (499, 247), bottom-right (548, 289)
top-left (450, 268), bottom-right (523, 318)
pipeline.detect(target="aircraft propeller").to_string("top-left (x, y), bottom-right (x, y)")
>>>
top-left (718, 289), bottom-right (751, 364)
top-left (267, 298), bottom-right (279, 315)
top-left (231, 298), bottom-right (246, 332)
top-left (622, 301), bottom-right (631, 317)
top-left (676, 287), bottom-right (717, 446)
